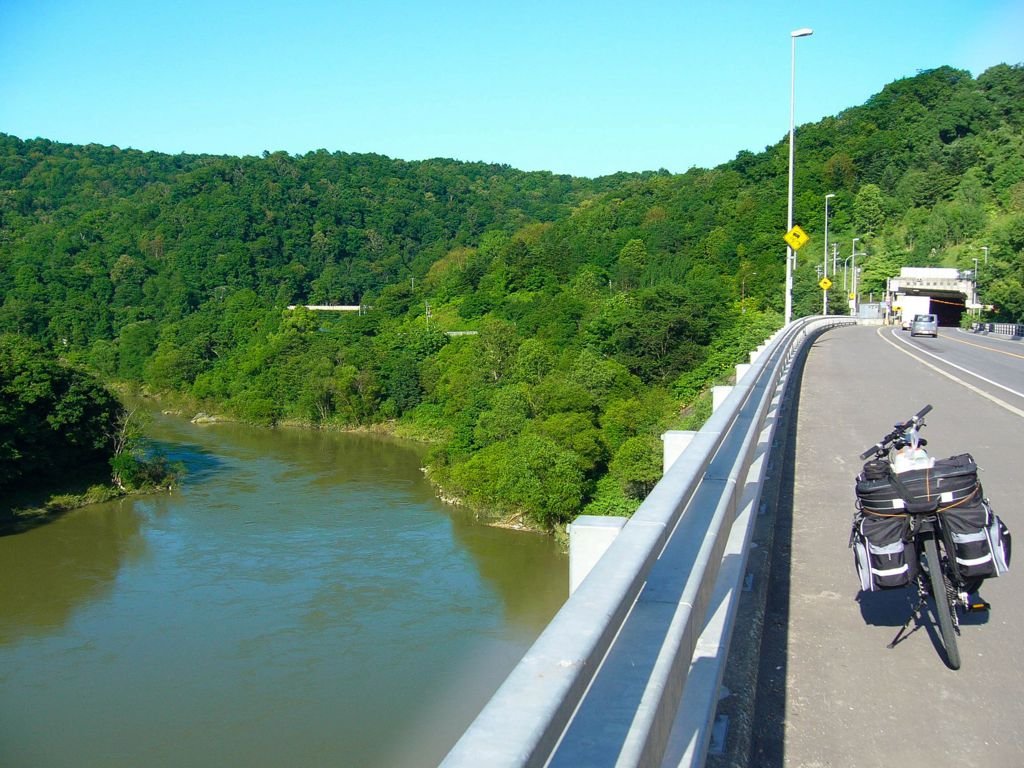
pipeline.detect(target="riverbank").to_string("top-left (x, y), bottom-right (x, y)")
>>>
top-left (119, 386), bottom-right (565, 537)
top-left (2, 484), bottom-right (114, 533)
top-left (1, 430), bottom-right (181, 538)
top-left (1, 476), bottom-right (178, 535)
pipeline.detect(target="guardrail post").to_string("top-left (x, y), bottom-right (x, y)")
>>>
top-left (567, 516), bottom-right (629, 594)
top-left (662, 430), bottom-right (696, 474)
top-left (712, 386), bottom-right (733, 412)
top-left (735, 362), bottom-right (751, 383)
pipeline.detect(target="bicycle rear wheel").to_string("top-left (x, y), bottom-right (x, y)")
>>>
top-left (924, 535), bottom-right (961, 670)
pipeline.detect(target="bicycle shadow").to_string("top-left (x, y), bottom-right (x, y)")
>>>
top-left (856, 588), bottom-right (991, 628)
top-left (856, 588), bottom-right (990, 666)
top-left (856, 588), bottom-right (916, 626)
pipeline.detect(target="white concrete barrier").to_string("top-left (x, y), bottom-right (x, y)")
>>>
top-left (567, 516), bottom-right (629, 594)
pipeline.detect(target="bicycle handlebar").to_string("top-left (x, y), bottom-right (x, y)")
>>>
top-left (859, 404), bottom-right (933, 460)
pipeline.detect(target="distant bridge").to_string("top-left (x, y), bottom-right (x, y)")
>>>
top-left (286, 304), bottom-right (363, 312)
top-left (285, 304), bottom-right (479, 337)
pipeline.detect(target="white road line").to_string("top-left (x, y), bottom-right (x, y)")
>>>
top-left (893, 328), bottom-right (1024, 398)
top-left (879, 327), bottom-right (1024, 419)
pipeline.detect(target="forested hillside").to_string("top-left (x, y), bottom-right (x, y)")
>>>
top-left (2, 64), bottom-right (1022, 527)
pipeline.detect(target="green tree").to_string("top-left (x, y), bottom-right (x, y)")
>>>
top-left (531, 411), bottom-right (606, 474)
top-left (473, 384), bottom-right (532, 447)
top-left (609, 434), bottom-right (662, 500)
top-left (853, 183), bottom-right (886, 236)
top-left (1, 334), bottom-right (121, 490)
top-left (615, 238), bottom-right (648, 289)
top-left (117, 321), bottom-right (158, 380)
top-left (450, 433), bottom-right (586, 527)
top-left (857, 249), bottom-right (902, 298)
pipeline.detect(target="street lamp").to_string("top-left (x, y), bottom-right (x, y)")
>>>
top-left (785, 27), bottom-right (814, 325)
top-left (741, 269), bottom-right (757, 313)
top-left (973, 257), bottom-right (980, 313)
top-left (845, 237), bottom-right (859, 291)
top-left (849, 237), bottom-right (863, 316)
top-left (823, 193), bottom-right (835, 314)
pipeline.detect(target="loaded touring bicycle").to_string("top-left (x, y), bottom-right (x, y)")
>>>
top-left (850, 405), bottom-right (1011, 669)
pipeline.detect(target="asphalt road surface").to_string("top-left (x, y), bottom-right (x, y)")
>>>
top-left (750, 323), bottom-right (1024, 768)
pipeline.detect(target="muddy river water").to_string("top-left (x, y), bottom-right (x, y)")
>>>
top-left (0, 414), bottom-right (567, 767)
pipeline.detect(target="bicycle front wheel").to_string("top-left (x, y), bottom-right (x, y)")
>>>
top-left (924, 535), bottom-right (961, 670)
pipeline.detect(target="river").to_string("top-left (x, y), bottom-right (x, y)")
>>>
top-left (0, 413), bottom-right (568, 767)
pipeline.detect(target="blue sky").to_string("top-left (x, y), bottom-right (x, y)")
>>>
top-left (2, 1), bottom-right (1022, 178)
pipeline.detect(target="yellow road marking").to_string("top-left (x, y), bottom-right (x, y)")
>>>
top-left (942, 330), bottom-right (1024, 360)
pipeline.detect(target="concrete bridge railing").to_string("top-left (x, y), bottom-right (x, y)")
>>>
top-left (441, 315), bottom-right (855, 768)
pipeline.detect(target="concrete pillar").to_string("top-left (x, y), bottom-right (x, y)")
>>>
top-left (735, 362), bottom-right (751, 383)
top-left (568, 516), bottom-right (628, 594)
top-left (662, 430), bottom-right (696, 474)
top-left (712, 385), bottom-right (733, 412)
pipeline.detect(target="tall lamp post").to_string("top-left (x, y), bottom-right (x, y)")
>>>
top-left (973, 257), bottom-right (980, 314)
top-left (785, 27), bottom-right (814, 325)
top-left (850, 237), bottom-right (860, 316)
top-left (823, 193), bottom-right (835, 314)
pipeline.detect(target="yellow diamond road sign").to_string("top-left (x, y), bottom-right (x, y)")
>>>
top-left (784, 225), bottom-right (810, 250)
top-left (819, 276), bottom-right (832, 291)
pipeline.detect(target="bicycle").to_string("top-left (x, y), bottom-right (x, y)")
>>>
top-left (851, 405), bottom-right (1010, 670)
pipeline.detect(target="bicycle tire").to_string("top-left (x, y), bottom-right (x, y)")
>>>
top-left (924, 535), bottom-right (961, 670)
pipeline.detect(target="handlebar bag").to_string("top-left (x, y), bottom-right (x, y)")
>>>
top-left (852, 512), bottom-right (916, 591)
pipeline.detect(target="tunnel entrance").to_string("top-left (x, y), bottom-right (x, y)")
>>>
top-left (887, 269), bottom-right (975, 330)
top-left (932, 296), bottom-right (966, 327)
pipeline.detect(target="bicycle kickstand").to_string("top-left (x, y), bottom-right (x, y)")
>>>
top-left (888, 597), bottom-right (925, 649)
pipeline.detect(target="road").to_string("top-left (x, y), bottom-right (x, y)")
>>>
top-left (750, 323), bottom-right (1024, 768)
top-left (893, 326), bottom-right (1024, 415)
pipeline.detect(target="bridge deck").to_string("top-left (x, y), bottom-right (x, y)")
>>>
top-left (748, 324), bottom-right (1024, 766)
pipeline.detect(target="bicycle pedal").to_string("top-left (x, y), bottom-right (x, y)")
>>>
top-left (967, 599), bottom-right (991, 613)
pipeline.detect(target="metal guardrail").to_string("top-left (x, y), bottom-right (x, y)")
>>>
top-left (441, 316), bottom-right (854, 768)
top-left (972, 322), bottom-right (1024, 338)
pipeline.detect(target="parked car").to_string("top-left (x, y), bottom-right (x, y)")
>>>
top-left (909, 313), bottom-right (938, 337)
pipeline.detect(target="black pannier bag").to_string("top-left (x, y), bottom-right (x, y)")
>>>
top-left (855, 453), bottom-right (981, 514)
top-left (944, 499), bottom-right (1012, 582)
top-left (852, 512), bottom-right (916, 591)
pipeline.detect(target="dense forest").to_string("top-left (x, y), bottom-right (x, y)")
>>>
top-left (2, 64), bottom-right (1022, 528)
